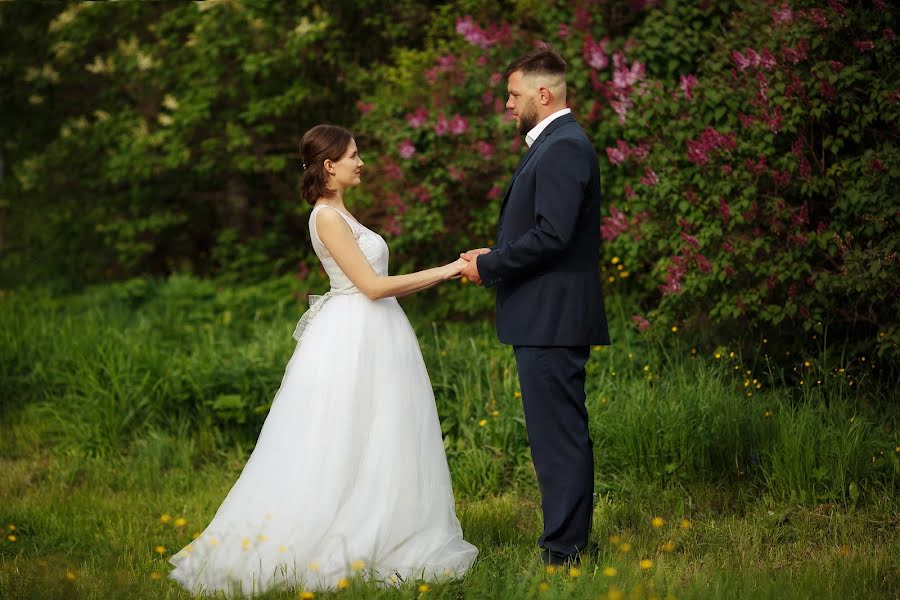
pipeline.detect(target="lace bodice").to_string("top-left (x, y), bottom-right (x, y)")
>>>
top-left (309, 205), bottom-right (389, 293)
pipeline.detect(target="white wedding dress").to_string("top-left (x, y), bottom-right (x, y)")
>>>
top-left (169, 205), bottom-right (478, 596)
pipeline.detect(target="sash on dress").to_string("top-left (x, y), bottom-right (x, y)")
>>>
top-left (292, 289), bottom-right (359, 344)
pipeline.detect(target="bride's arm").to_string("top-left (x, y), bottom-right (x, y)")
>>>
top-left (316, 209), bottom-right (465, 300)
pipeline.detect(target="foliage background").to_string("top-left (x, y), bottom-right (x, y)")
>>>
top-left (1, 0), bottom-right (897, 375)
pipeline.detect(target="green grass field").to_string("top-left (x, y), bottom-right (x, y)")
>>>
top-left (1, 276), bottom-right (897, 599)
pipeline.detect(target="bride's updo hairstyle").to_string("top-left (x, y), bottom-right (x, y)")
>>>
top-left (299, 124), bottom-right (353, 205)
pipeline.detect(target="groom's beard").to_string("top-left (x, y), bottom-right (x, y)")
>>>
top-left (518, 98), bottom-right (539, 136)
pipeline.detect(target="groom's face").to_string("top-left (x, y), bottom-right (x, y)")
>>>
top-left (506, 70), bottom-right (540, 136)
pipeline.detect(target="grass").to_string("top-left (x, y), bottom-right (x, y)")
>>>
top-left (0, 275), bottom-right (898, 598)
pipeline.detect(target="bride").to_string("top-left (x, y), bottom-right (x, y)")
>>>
top-left (169, 124), bottom-right (478, 596)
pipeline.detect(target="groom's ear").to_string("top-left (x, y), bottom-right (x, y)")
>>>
top-left (538, 85), bottom-right (552, 105)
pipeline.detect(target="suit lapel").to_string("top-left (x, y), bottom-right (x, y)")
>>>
top-left (497, 114), bottom-right (576, 220)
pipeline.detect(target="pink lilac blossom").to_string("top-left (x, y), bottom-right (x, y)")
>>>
top-left (384, 160), bottom-right (403, 180)
top-left (680, 231), bottom-right (700, 249)
top-left (624, 184), bottom-right (636, 199)
top-left (764, 105), bottom-right (784, 133)
top-left (448, 166), bottom-right (465, 181)
top-left (722, 240), bottom-right (734, 254)
top-left (785, 74), bottom-right (805, 98)
top-left (455, 16), bottom-right (510, 49)
top-left (601, 205), bottom-right (629, 241)
top-left (489, 72), bottom-right (503, 86)
top-left (773, 170), bottom-right (791, 187)
top-left (583, 35), bottom-right (609, 70)
top-left (475, 140), bottom-right (494, 158)
top-left (874, 0), bottom-right (887, 9)
top-left (719, 197), bottom-right (731, 225)
top-left (574, 7), bottom-right (591, 30)
top-left (385, 216), bottom-right (403, 236)
top-left (820, 78), bottom-right (837, 102)
top-left (885, 28), bottom-right (896, 41)
top-left (640, 167), bottom-right (659, 186)
top-left (434, 114), bottom-right (450, 136)
top-left (685, 127), bottom-right (737, 166)
top-left (487, 185), bottom-right (502, 200)
top-left (632, 315), bottom-right (651, 332)
top-left (385, 194), bottom-right (408, 215)
top-left (659, 261), bottom-right (686, 295)
top-left (357, 101), bottom-right (374, 114)
top-left (679, 74), bottom-right (698, 99)
top-left (781, 39), bottom-right (809, 64)
top-left (406, 108), bottom-right (427, 128)
top-left (816, 221), bottom-right (828, 235)
top-left (606, 140), bottom-right (630, 165)
top-left (398, 140), bottom-right (416, 159)
top-left (731, 48), bottom-right (777, 72)
top-left (853, 40), bottom-right (874, 52)
top-left (449, 114), bottom-right (468, 135)
top-left (694, 254), bottom-right (711, 273)
top-left (827, 0), bottom-right (846, 16)
top-left (772, 2), bottom-right (794, 25)
top-left (803, 8), bottom-right (828, 28)
top-left (411, 185), bottom-right (431, 204)
top-left (558, 24), bottom-right (570, 39)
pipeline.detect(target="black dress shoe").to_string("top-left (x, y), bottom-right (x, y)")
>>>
top-left (540, 548), bottom-right (576, 566)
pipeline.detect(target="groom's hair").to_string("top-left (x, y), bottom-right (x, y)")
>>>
top-left (503, 43), bottom-right (567, 78)
top-left (504, 43), bottom-right (567, 99)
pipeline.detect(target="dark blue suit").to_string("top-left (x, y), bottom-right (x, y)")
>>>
top-left (478, 113), bottom-right (609, 560)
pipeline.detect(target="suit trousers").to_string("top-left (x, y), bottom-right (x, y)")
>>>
top-left (513, 345), bottom-right (593, 558)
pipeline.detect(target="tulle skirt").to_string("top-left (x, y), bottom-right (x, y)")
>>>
top-left (169, 294), bottom-right (478, 596)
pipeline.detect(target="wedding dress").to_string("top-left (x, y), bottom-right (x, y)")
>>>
top-left (169, 205), bottom-right (477, 596)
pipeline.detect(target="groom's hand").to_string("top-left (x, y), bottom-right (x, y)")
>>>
top-left (459, 248), bottom-right (489, 285)
top-left (460, 247), bottom-right (491, 261)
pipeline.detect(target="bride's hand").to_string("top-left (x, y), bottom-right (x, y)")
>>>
top-left (443, 257), bottom-right (469, 280)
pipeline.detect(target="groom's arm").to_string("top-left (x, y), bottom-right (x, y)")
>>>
top-left (477, 137), bottom-right (590, 287)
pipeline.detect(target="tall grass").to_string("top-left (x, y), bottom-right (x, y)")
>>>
top-left (1, 275), bottom-right (898, 598)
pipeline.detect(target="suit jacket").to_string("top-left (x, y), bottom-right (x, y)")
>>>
top-left (477, 113), bottom-right (610, 346)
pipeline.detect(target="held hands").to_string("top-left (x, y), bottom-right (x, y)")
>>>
top-left (443, 258), bottom-right (469, 280)
top-left (458, 247), bottom-right (491, 286)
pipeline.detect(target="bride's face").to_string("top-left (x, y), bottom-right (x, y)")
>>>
top-left (327, 139), bottom-right (364, 190)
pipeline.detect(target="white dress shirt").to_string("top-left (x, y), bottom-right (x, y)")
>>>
top-left (524, 108), bottom-right (572, 147)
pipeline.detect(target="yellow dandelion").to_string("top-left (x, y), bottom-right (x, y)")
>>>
top-left (154, 545), bottom-right (166, 555)
top-left (150, 571), bottom-right (161, 580)
top-left (545, 564), bottom-right (557, 575)
top-left (351, 559), bottom-right (365, 572)
top-left (671, 326), bottom-right (678, 332)
top-left (460, 276), bottom-right (469, 285)
top-left (65, 571), bottom-right (77, 581)
top-left (804, 361), bottom-right (810, 367)
top-left (7, 535), bottom-right (16, 542)
top-left (763, 410), bottom-right (773, 417)
top-left (611, 256), bottom-right (620, 264)
top-left (418, 583), bottom-right (430, 592)
top-left (609, 534), bottom-right (621, 545)
top-left (174, 517), bottom-right (187, 528)
top-left (619, 542), bottom-right (631, 553)
top-left (538, 582), bottom-right (551, 592)
top-left (643, 364), bottom-right (650, 372)
top-left (640, 558), bottom-right (653, 569)
top-left (568, 567), bottom-right (580, 577)
top-left (279, 545), bottom-right (288, 553)
top-left (478, 419), bottom-right (487, 427)
top-left (603, 566), bottom-right (617, 577)
top-left (336, 578), bottom-right (349, 590)
top-left (729, 351), bottom-right (735, 358)
top-left (609, 587), bottom-right (624, 600)
top-left (7, 525), bottom-right (15, 531)
top-left (159, 514), bottom-right (171, 524)
top-left (714, 353), bottom-right (721, 359)
top-left (299, 592), bottom-right (315, 599)
top-left (651, 516), bottom-right (665, 528)
top-left (192, 531), bottom-right (201, 540)
top-left (608, 275), bottom-right (615, 283)
top-left (661, 540), bottom-right (675, 552)
top-left (616, 264), bottom-right (623, 271)
top-left (491, 410), bottom-right (500, 417)
top-left (679, 519), bottom-right (692, 529)
top-left (309, 561), bottom-right (320, 572)
top-left (514, 390), bottom-right (522, 399)
top-left (619, 271), bottom-right (630, 278)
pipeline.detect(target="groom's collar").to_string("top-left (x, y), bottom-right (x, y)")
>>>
top-left (525, 108), bottom-right (572, 147)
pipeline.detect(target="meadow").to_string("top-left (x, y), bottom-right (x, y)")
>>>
top-left (1, 275), bottom-right (897, 599)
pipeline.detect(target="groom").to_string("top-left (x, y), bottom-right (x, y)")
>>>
top-left (460, 44), bottom-right (610, 565)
